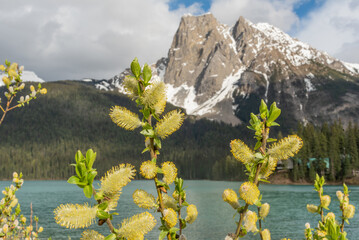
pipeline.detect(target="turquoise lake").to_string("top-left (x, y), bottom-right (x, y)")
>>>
top-left (1, 180), bottom-right (358, 240)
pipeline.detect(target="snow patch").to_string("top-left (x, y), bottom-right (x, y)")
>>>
top-left (0, 71), bottom-right (44, 87)
top-left (304, 78), bottom-right (315, 92)
top-left (342, 61), bottom-right (359, 74)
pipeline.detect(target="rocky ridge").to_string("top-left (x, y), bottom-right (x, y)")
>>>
top-left (91, 13), bottom-right (359, 127)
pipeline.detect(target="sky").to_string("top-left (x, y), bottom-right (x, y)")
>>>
top-left (0, 0), bottom-right (358, 81)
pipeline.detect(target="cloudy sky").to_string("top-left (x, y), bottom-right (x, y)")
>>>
top-left (0, 0), bottom-right (358, 81)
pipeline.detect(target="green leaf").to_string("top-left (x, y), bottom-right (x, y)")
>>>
top-left (140, 129), bottom-right (155, 137)
top-left (254, 141), bottom-right (262, 150)
top-left (131, 57), bottom-right (141, 79)
top-left (142, 64), bottom-right (152, 83)
top-left (142, 108), bottom-right (151, 120)
top-left (98, 202), bottom-right (109, 210)
top-left (97, 209), bottom-right (111, 220)
top-left (75, 150), bottom-right (84, 164)
top-left (159, 230), bottom-right (169, 240)
top-left (104, 233), bottom-right (116, 240)
top-left (76, 162), bottom-right (87, 177)
top-left (83, 185), bottom-right (93, 198)
top-left (154, 137), bottom-right (162, 149)
top-left (169, 227), bottom-right (180, 233)
top-left (259, 99), bottom-right (268, 119)
top-left (267, 102), bottom-right (281, 123)
top-left (268, 121), bottom-right (280, 127)
top-left (87, 170), bottom-right (97, 184)
top-left (142, 147), bottom-right (150, 154)
top-left (67, 176), bottom-right (81, 185)
top-left (267, 138), bottom-right (277, 143)
top-left (86, 149), bottom-right (96, 169)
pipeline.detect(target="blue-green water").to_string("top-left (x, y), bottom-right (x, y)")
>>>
top-left (1, 180), bottom-right (358, 240)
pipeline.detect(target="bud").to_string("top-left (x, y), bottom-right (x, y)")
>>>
top-left (305, 223), bottom-right (310, 229)
top-left (38, 226), bottom-right (44, 233)
top-left (10, 198), bottom-right (18, 208)
top-left (21, 216), bottom-right (26, 223)
top-left (324, 212), bottom-right (336, 222)
top-left (19, 83), bottom-right (25, 90)
top-left (13, 172), bottom-right (18, 178)
top-left (0, 65), bottom-right (5, 71)
top-left (8, 86), bottom-right (14, 93)
top-left (2, 224), bottom-right (8, 233)
top-left (343, 204), bottom-right (355, 219)
top-left (14, 219), bottom-right (19, 227)
top-left (321, 195), bottom-right (331, 208)
top-left (8, 69), bottom-right (18, 78)
top-left (30, 85), bottom-right (35, 92)
top-left (261, 229), bottom-right (271, 240)
top-left (222, 189), bottom-right (240, 209)
top-left (307, 204), bottom-right (318, 213)
top-left (40, 88), bottom-right (47, 94)
top-left (25, 95), bottom-right (30, 101)
top-left (336, 191), bottom-right (344, 201)
top-left (259, 203), bottom-right (270, 219)
top-left (20, 96), bottom-right (24, 103)
top-left (2, 76), bottom-right (10, 85)
top-left (30, 91), bottom-right (36, 97)
top-left (239, 182), bottom-right (260, 205)
top-left (19, 66), bottom-right (24, 72)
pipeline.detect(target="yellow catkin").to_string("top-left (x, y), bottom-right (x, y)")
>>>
top-left (259, 157), bottom-right (278, 179)
top-left (133, 189), bottom-right (157, 209)
top-left (324, 212), bottom-right (336, 222)
top-left (155, 110), bottom-right (184, 139)
top-left (54, 203), bottom-right (97, 229)
top-left (118, 212), bottom-right (156, 240)
top-left (141, 81), bottom-right (166, 108)
top-left (230, 139), bottom-right (255, 164)
top-left (140, 160), bottom-right (157, 179)
top-left (106, 192), bottom-right (121, 211)
top-left (343, 204), bottom-right (355, 219)
top-left (306, 204), bottom-right (318, 213)
top-left (239, 182), bottom-right (260, 205)
top-left (267, 135), bottom-right (303, 161)
top-left (336, 191), bottom-right (344, 201)
top-left (162, 194), bottom-right (178, 210)
top-left (261, 229), bottom-right (271, 240)
top-left (185, 204), bottom-right (198, 224)
top-left (321, 195), bottom-right (331, 208)
top-left (163, 208), bottom-right (178, 228)
top-left (162, 161), bottom-right (177, 185)
top-left (243, 210), bottom-right (258, 233)
top-left (123, 76), bottom-right (139, 98)
top-left (153, 94), bottom-right (167, 115)
top-left (260, 203), bottom-right (270, 219)
top-left (81, 230), bottom-right (105, 240)
top-left (109, 106), bottom-right (142, 131)
top-left (222, 189), bottom-right (240, 209)
top-left (100, 164), bottom-right (136, 196)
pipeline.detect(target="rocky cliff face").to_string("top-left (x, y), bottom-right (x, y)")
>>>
top-left (94, 13), bottom-right (359, 127)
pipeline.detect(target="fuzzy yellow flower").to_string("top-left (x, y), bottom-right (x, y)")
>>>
top-left (109, 106), bottom-right (142, 131)
top-left (259, 157), bottom-right (277, 179)
top-left (259, 203), bottom-right (270, 219)
top-left (163, 208), bottom-right (178, 228)
top-left (141, 81), bottom-right (166, 109)
top-left (243, 210), bottom-right (258, 233)
top-left (321, 195), bottom-right (331, 208)
top-left (162, 194), bottom-right (178, 210)
top-left (140, 160), bottom-right (157, 179)
top-left (261, 229), bottom-right (271, 240)
top-left (100, 164), bottom-right (136, 197)
top-left (230, 139), bottom-right (255, 164)
top-left (162, 161), bottom-right (177, 185)
top-left (267, 135), bottom-right (303, 161)
top-left (324, 212), bottom-right (336, 222)
top-left (343, 204), bottom-right (355, 219)
top-left (155, 110), bottom-right (184, 139)
top-left (123, 76), bottom-right (139, 98)
top-left (117, 212), bottom-right (156, 240)
top-left (133, 189), bottom-right (157, 209)
top-left (222, 189), bottom-right (240, 209)
top-left (81, 230), bottom-right (104, 240)
top-left (336, 191), bottom-right (344, 201)
top-left (185, 204), bottom-right (198, 224)
top-left (306, 204), bottom-right (318, 213)
top-left (54, 203), bottom-right (97, 229)
top-left (239, 182), bottom-right (260, 205)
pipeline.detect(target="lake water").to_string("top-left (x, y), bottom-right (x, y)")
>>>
top-left (1, 180), bottom-right (358, 240)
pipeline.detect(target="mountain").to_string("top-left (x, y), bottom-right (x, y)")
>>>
top-left (91, 13), bottom-right (359, 128)
top-left (0, 71), bottom-right (44, 87)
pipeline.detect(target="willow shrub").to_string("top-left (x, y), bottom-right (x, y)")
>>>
top-left (54, 58), bottom-right (197, 240)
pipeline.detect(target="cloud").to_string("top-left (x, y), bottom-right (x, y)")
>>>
top-left (210, 0), bottom-right (300, 32)
top-left (296, 0), bottom-right (359, 63)
top-left (0, 0), bottom-right (203, 81)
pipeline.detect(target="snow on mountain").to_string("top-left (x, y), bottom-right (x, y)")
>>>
top-left (0, 71), bottom-right (44, 87)
top-left (95, 13), bottom-right (359, 127)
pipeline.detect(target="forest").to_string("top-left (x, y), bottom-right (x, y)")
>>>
top-left (1, 81), bottom-right (359, 183)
